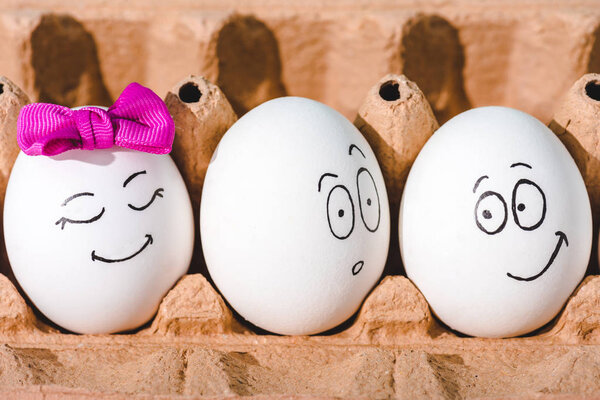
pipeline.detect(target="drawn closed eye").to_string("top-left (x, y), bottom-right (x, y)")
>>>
top-left (128, 188), bottom-right (164, 211)
top-left (55, 207), bottom-right (105, 230)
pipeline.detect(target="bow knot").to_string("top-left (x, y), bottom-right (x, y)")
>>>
top-left (72, 107), bottom-right (114, 151)
top-left (17, 83), bottom-right (174, 156)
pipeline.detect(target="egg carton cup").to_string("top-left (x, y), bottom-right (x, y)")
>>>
top-left (1, 1), bottom-right (600, 398)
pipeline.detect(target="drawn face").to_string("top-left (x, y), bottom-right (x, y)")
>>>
top-left (318, 144), bottom-right (382, 276)
top-left (201, 97), bottom-right (390, 335)
top-left (4, 147), bottom-right (194, 334)
top-left (400, 106), bottom-right (592, 338)
top-left (473, 162), bottom-right (569, 282)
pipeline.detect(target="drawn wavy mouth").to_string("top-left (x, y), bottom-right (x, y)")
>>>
top-left (91, 234), bottom-right (153, 264)
top-left (506, 231), bottom-right (568, 282)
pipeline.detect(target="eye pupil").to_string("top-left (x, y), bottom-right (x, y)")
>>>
top-left (367, 198), bottom-right (372, 206)
top-left (517, 203), bottom-right (526, 212)
top-left (338, 209), bottom-right (344, 218)
top-left (482, 210), bottom-right (492, 219)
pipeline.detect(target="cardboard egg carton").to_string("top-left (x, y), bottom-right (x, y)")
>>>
top-left (1, 1), bottom-right (600, 398)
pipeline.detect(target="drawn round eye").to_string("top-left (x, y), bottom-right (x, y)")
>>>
top-left (327, 185), bottom-right (355, 240)
top-left (357, 168), bottom-right (380, 232)
top-left (512, 179), bottom-right (546, 231)
top-left (475, 191), bottom-right (507, 235)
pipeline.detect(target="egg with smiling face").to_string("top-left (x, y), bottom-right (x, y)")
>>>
top-left (200, 97), bottom-right (390, 335)
top-left (4, 147), bottom-right (194, 334)
top-left (399, 106), bottom-right (592, 338)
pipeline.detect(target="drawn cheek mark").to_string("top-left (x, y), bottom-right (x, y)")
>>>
top-left (352, 260), bottom-right (364, 276)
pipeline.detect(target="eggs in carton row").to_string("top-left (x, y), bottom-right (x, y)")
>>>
top-left (0, 72), bottom-right (597, 343)
top-left (0, 72), bottom-right (598, 399)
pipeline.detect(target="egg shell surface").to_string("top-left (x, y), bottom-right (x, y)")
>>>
top-left (399, 106), bottom-right (592, 338)
top-left (4, 147), bottom-right (194, 334)
top-left (200, 96), bottom-right (390, 335)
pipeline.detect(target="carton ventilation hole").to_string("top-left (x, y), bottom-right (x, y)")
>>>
top-left (0, 84), bottom-right (4, 95)
top-left (379, 81), bottom-right (400, 101)
top-left (178, 82), bottom-right (202, 103)
top-left (585, 80), bottom-right (600, 101)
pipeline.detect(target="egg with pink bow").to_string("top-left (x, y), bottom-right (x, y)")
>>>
top-left (3, 84), bottom-right (194, 334)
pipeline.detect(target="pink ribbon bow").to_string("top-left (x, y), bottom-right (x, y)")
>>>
top-left (17, 83), bottom-right (174, 156)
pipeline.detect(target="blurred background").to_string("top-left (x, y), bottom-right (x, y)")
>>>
top-left (1, 0), bottom-right (599, 125)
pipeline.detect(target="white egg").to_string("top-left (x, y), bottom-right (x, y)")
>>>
top-left (200, 97), bottom-right (390, 335)
top-left (399, 106), bottom-right (592, 338)
top-left (4, 147), bottom-right (194, 334)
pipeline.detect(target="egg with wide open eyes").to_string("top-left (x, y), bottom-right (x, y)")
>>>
top-left (399, 106), bottom-right (592, 338)
top-left (3, 145), bottom-right (194, 334)
top-left (200, 96), bottom-right (390, 335)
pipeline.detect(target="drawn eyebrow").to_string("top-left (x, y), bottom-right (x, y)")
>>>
top-left (123, 170), bottom-right (147, 188)
top-left (473, 175), bottom-right (489, 193)
top-left (348, 144), bottom-right (366, 158)
top-left (61, 192), bottom-right (94, 206)
top-left (510, 162), bottom-right (532, 169)
top-left (318, 173), bottom-right (338, 192)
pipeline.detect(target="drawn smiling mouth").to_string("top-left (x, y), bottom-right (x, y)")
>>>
top-left (91, 234), bottom-right (153, 263)
top-left (506, 231), bottom-right (568, 282)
